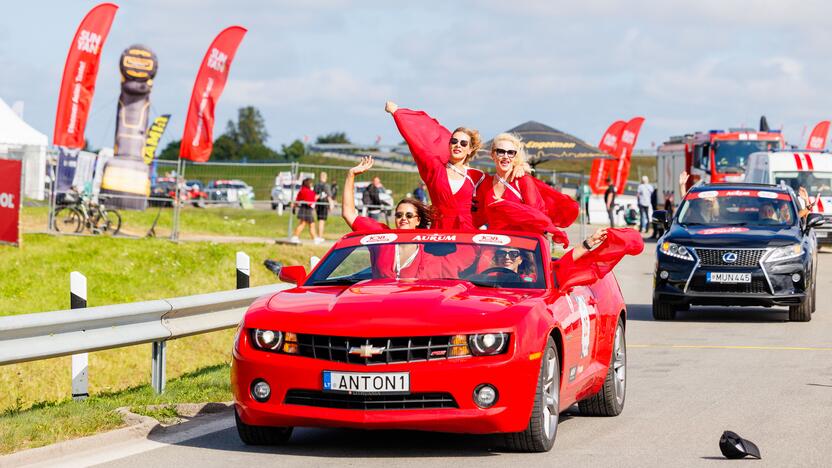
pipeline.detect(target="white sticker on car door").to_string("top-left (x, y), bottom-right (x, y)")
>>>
top-left (575, 296), bottom-right (591, 358)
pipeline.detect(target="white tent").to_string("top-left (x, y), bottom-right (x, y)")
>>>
top-left (0, 97), bottom-right (48, 200)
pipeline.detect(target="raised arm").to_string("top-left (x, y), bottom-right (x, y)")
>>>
top-left (386, 101), bottom-right (452, 174)
top-left (679, 170), bottom-right (690, 197)
top-left (342, 156), bottom-right (374, 227)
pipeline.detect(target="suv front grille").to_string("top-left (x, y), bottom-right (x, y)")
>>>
top-left (695, 248), bottom-right (766, 267)
top-left (294, 334), bottom-right (467, 365)
top-left (688, 277), bottom-right (769, 294)
top-left (284, 390), bottom-right (458, 410)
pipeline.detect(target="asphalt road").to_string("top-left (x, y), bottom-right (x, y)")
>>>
top-left (89, 241), bottom-right (832, 468)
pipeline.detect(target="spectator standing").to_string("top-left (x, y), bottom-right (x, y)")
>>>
top-left (291, 178), bottom-right (322, 244)
top-left (413, 182), bottom-right (428, 204)
top-left (363, 176), bottom-right (388, 221)
top-left (637, 175), bottom-right (655, 233)
top-left (604, 178), bottom-right (616, 227)
top-left (314, 172), bottom-right (334, 240)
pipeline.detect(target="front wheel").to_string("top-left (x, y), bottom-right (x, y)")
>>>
top-left (54, 207), bottom-right (82, 233)
top-left (789, 297), bottom-right (812, 322)
top-left (652, 299), bottom-right (677, 321)
top-left (579, 317), bottom-right (626, 416)
top-left (502, 336), bottom-right (559, 452)
top-left (235, 409), bottom-right (293, 445)
top-left (97, 209), bottom-right (122, 235)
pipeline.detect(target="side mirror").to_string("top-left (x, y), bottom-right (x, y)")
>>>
top-left (806, 213), bottom-right (825, 232)
top-left (278, 265), bottom-right (307, 285)
top-left (652, 210), bottom-right (670, 230)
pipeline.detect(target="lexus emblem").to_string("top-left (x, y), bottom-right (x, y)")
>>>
top-left (349, 344), bottom-right (386, 358)
top-left (723, 252), bottom-right (738, 263)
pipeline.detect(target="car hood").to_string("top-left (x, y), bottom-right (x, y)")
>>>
top-left (246, 280), bottom-right (545, 336)
top-left (666, 224), bottom-right (802, 248)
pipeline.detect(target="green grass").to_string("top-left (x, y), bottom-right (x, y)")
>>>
top-left (130, 404), bottom-right (181, 425)
top-left (0, 364), bottom-right (232, 454)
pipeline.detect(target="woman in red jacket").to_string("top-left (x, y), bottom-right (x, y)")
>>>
top-left (290, 178), bottom-right (321, 244)
top-left (385, 101), bottom-right (489, 230)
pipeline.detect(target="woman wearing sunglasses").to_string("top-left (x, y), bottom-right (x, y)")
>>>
top-left (385, 101), bottom-right (489, 230)
top-left (342, 156), bottom-right (432, 278)
top-left (490, 247), bottom-right (537, 282)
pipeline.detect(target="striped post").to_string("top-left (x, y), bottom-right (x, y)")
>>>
top-left (236, 252), bottom-right (250, 289)
top-left (70, 272), bottom-right (88, 401)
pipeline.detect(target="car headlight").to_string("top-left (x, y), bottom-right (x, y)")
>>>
top-left (659, 242), bottom-right (694, 261)
top-left (765, 244), bottom-right (804, 263)
top-left (252, 329), bottom-right (283, 351)
top-left (468, 333), bottom-right (509, 356)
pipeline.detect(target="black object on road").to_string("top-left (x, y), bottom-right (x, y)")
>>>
top-left (263, 259), bottom-right (283, 277)
top-left (719, 430), bottom-right (761, 459)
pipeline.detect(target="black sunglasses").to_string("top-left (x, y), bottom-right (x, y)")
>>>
top-left (495, 249), bottom-right (521, 260)
top-left (395, 211), bottom-right (417, 219)
top-left (494, 148), bottom-right (517, 157)
top-left (449, 138), bottom-right (470, 147)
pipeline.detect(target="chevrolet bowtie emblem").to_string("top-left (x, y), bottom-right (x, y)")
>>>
top-left (349, 344), bottom-right (386, 358)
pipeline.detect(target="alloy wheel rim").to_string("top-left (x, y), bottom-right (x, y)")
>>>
top-left (542, 348), bottom-right (559, 439)
top-left (613, 325), bottom-right (626, 404)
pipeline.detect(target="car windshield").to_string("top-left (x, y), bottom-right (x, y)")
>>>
top-left (713, 140), bottom-right (781, 173)
top-left (677, 189), bottom-right (797, 227)
top-left (773, 171), bottom-right (832, 195)
top-left (305, 233), bottom-right (546, 289)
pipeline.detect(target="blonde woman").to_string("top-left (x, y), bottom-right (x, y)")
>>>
top-left (385, 101), bottom-right (488, 229)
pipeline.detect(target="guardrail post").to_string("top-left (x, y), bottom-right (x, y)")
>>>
top-left (237, 252), bottom-right (250, 289)
top-left (151, 341), bottom-right (166, 394)
top-left (70, 272), bottom-right (89, 401)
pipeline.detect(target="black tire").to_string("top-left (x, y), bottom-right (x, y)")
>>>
top-left (54, 207), bottom-right (83, 233)
top-left (235, 409), bottom-right (293, 445)
top-left (579, 317), bottom-right (626, 416)
top-left (271, 202), bottom-right (277, 210)
top-left (811, 281), bottom-right (817, 313)
top-left (502, 336), bottom-right (559, 452)
top-left (100, 209), bottom-right (122, 235)
top-left (789, 297), bottom-right (812, 322)
top-left (652, 299), bottom-right (677, 321)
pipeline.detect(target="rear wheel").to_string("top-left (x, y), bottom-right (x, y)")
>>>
top-left (54, 207), bottom-right (82, 233)
top-left (235, 409), bottom-right (293, 445)
top-left (502, 336), bottom-right (559, 452)
top-left (652, 299), bottom-right (677, 321)
top-left (789, 296), bottom-right (812, 322)
top-left (579, 317), bottom-right (626, 416)
top-left (93, 209), bottom-right (122, 236)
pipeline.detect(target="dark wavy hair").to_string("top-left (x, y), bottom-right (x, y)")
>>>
top-left (396, 197), bottom-right (432, 229)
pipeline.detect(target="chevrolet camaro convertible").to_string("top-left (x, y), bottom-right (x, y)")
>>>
top-left (232, 230), bottom-right (631, 452)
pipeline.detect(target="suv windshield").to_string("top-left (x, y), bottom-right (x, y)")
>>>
top-left (305, 235), bottom-right (546, 289)
top-left (714, 140), bottom-right (781, 173)
top-left (773, 171), bottom-right (832, 195)
top-left (678, 190), bottom-right (797, 227)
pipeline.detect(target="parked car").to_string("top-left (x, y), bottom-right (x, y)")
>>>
top-left (652, 183), bottom-right (824, 321)
top-left (207, 179), bottom-right (254, 206)
top-left (232, 230), bottom-right (630, 452)
top-left (270, 172), bottom-right (313, 210)
top-left (149, 177), bottom-right (178, 207)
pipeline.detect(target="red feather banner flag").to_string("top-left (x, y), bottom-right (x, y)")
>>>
top-left (180, 26), bottom-right (247, 162)
top-left (53, 3), bottom-right (118, 148)
top-left (613, 117), bottom-right (645, 194)
top-left (589, 120), bottom-right (626, 194)
top-left (806, 120), bottom-right (830, 151)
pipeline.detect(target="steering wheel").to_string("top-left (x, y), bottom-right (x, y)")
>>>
top-left (476, 266), bottom-right (522, 283)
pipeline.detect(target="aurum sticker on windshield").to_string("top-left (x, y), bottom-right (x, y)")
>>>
top-left (472, 233), bottom-right (511, 245)
top-left (699, 227), bottom-right (750, 235)
top-left (411, 234), bottom-right (456, 242)
top-left (360, 233), bottom-right (398, 245)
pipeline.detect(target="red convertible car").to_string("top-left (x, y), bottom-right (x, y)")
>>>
top-left (232, 230), bottom-right (633, 452)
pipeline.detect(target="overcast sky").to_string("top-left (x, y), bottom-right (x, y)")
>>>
top-left (3, 0), bottom-right (832, 152)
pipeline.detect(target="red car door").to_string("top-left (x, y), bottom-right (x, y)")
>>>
top-left (562, 286), bottom-right (599, 393)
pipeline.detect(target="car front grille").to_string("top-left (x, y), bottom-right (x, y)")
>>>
top-left (695, 248), bottom-right (766, 267)
top-left (284, 390), bottom-right (458, 410)
top-left (688, 277), bottom-right (770, 294)
top-left (294, 334), bottom-right (467, 365)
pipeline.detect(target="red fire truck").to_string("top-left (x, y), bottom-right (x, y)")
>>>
top-left (657, 129), bottom-right (785, 202)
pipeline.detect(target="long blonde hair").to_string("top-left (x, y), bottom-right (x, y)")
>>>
top-left (490, 132), bottom-right (530, 170)
top-left (452, 127), bottom-right (482, 164)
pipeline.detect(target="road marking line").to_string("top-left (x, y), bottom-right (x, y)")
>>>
top-left (630, 344), bottom-right (832, 351)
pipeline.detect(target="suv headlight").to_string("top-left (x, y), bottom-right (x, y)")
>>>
top-left (659, 242), bottom-right (694, 261)
top-left (765, 244), bottom-right (804, 263)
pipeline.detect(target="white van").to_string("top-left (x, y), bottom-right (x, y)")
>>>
top-left (744, 151), bottom-right (832, 242)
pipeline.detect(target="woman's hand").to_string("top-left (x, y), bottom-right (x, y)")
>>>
top-left (385, 101), bottom-right (398, 114)
top-left (679, 170), bottom-right (689, 187)
top-left (586, 228), bottom-right (608, 249)
top-left (505, 162), bottom-right (531, 182)
top-left (799, 186), bottom-right (811, 205)
top-left (349, 156), bottom-right (374, 176)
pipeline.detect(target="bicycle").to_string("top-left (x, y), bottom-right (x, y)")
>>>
top-left (53, 189), bottom-right (122, 236)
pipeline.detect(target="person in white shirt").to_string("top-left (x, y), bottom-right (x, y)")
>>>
top-left (636, 175), bottom-right (655, 233)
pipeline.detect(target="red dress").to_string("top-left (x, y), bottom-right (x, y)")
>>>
top-left (392, 108), bottom-right (485, 229)
top-left (474, 175), bottom-right (570, 245)
top-left (350, 217), bottom-right (421, 278)
top-left (553, 228), bottom-right (644, 290)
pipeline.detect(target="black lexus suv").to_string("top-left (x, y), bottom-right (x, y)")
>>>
top-left (652, 183), bottom-right (824, 322)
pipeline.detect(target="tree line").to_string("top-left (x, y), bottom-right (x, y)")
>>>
top-left (158, 106), bottom-right (352, 161)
